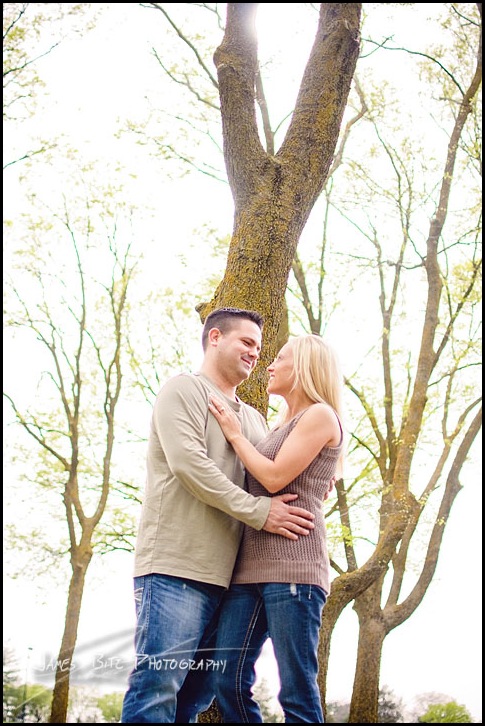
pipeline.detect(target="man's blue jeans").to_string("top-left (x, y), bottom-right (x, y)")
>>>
top-left (121, 574), bottom-right (225, 723)
top-left (213, 582), bottom-right (327, 723)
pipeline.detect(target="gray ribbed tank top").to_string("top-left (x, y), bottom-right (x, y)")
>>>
top-left (231, 407), bottom-right (343, 593)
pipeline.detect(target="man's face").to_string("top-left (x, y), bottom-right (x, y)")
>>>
top-left (213, 319), bottom-right (262, 385)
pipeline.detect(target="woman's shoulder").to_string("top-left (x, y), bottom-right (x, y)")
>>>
top-left (299, 402), bottom-right (338, 423)
top-left (296, 403), bottom-right (342, 445)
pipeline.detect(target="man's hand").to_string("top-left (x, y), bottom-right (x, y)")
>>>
top-left (263, 493), bottom-right (315, 541)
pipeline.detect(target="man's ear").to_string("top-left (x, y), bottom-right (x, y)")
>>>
top-left (207, 327), bottom-right (221, 347)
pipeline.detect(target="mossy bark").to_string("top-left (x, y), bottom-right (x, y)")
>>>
top-left (198, 3), bottom-right (362, 415)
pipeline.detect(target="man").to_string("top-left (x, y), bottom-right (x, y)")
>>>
top-left (121, 307), bottom-right (315, 723)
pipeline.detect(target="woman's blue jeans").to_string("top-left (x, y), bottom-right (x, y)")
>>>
top-left (121, 574), bottom-right (225, 723)
top-left (213, 582), bottom-right (327, 723)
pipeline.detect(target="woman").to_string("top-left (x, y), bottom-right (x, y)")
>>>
top-left (208, 333), bottom-right (344, 724)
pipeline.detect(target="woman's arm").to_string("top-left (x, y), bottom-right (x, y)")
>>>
top-left (209, 395), bottom-right (340, 493)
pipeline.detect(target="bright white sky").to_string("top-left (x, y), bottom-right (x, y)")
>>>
top-left (3, 3), bottom-right (482, 721)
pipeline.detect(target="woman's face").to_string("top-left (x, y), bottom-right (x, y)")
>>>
top-left (266, 341), bottom-right (295, 396)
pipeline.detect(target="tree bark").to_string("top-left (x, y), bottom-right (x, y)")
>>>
top-left (348, 581), bottom-right (387, 723)
top-left (49, 549), bottom-right (91, 723)
top-left (198, 3), bottom-right (362, 412)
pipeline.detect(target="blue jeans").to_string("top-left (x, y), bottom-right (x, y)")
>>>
top-left (214, 583), bottom-right (327, 724)
top-left (121, 574), bottom-right (225, 723)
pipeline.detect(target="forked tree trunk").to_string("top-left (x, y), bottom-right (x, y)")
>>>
top-left (198, 3), bottom-right (362, 413)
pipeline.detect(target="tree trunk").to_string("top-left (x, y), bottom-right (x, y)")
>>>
top-left (198, 3), bottom-right (362, 412)
top-left (197, 699), bottom-right (223, 723)
top-left (346, 409), bottom-right (482, 721)
top-left (49, 551), bottom-right (91, 723)
top-left (317, 582), bottom-right (351, 712)
top-left (348, 582), bottom-right (387, 723)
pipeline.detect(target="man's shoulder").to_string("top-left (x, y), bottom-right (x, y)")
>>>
top-left (158, 372), bottom-right (211, 400)
top-left (162, 372), bottom-right (196, 385)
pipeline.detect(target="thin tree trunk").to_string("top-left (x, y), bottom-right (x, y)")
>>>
top-left (348, 582), bottom-right (387, 723)
top-left (49, 552), bottom-right (91, 722)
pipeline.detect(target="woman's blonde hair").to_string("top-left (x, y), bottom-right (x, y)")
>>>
top-left (280, 334), bottom-right (345, 472)
top-left (281, 335), bottom-right (343, 415)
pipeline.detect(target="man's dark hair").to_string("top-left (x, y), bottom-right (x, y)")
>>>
top-left (201, 307), bottom-right (264, 350)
